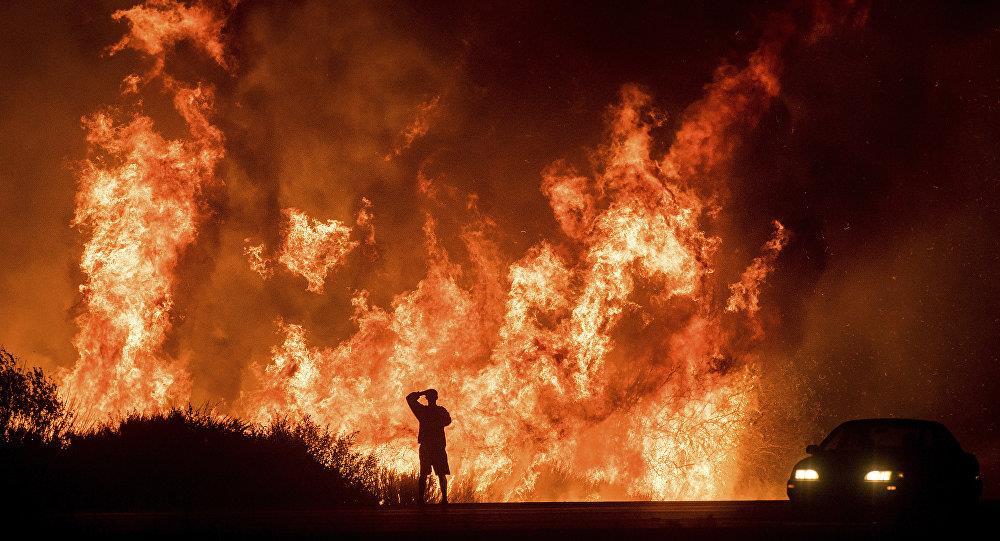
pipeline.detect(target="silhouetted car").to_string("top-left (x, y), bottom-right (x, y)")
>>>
top-left (787, 419), bottom-right (981, 508)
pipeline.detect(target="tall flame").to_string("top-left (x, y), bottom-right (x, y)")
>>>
top-left (59, 0), bottom-right (865, 500)
top-left (245, 19), bottom-right (800, 497)
top-left (61, 0), bottom-right (229, 422)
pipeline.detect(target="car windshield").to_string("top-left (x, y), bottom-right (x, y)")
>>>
top-left (821, 422), bottom-right (958, 452)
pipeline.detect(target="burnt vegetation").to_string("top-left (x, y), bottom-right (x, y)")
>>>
top-left (0, 348), bottom-right (420, 510)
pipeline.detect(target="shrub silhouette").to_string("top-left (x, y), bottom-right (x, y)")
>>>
top-left (1, 348), bottom-right (424, 510)
top-left (60, 408), bottom-right (376, 510)
top-left (0, 347), bottom-right (72, 447)
top-left (1, 348), bottom-right (73, 508)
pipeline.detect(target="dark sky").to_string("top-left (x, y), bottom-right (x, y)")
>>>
top-left (2, 0), bottom-right (1000, 494)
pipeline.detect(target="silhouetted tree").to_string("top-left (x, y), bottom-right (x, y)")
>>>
top-left (0, 347), bottom-right (71, 447)
top-left (1, 348), bottom-right (73, 509)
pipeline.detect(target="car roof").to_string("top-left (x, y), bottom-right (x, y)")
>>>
top-left (834, 418), bottom-right (949, 430)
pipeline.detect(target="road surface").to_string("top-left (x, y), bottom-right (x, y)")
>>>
top-left (36, 500), bottom-right (999, 539)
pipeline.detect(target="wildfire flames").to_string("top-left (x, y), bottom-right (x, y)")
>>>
top-left (59, 0), bottom-right (864, 500)
top-left (61, 0), bottom-right (228, 419)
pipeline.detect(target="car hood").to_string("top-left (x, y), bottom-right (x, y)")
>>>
top-left (792, 450), bottom-right (923, 482)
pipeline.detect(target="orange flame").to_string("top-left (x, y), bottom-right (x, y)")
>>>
top-left (61, 0), bottom-right (229, 422)
top-left (727, 221), bottom-right (791, 338)
top-left (110, 0), bottom-right (230, 79)
top-left (62, 0), bottom-right (863, 500)
top-left (277, 209), bottom-right (358, 294)
top-left (246, 72), bottom-right (789, 500)
top-left (387, 96), bottom-right (441, 159)
top-left (244, 241), bottom-right (273, 279)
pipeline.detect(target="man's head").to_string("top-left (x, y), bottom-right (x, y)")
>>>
top-left (424, 388), bottom-right (438, 404)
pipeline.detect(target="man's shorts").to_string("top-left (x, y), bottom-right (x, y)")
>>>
top-left (419, 444), bottom-right (450, 476)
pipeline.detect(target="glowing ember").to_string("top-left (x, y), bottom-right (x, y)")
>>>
top-left (244, 241), bottom-right (273, 279)
top-left (356, 197), bottom-right (376, 246)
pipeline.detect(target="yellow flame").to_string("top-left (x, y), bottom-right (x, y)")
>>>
top-left (62, 0), bottom-right (228, 422)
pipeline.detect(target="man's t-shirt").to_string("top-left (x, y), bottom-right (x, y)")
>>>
top-left (407, 395), bottom-right (451, 448)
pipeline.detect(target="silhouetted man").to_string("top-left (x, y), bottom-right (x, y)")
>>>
top-left (406, 388), bottom-right (451, 505)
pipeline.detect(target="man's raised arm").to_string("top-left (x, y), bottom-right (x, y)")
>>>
top-left (406, 391), bottom-right (423, 417)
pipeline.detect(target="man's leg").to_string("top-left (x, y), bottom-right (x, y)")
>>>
top-left (438, 474), bottom-right (448, 504)
top-left (418, 444), bottom-right (429, 505)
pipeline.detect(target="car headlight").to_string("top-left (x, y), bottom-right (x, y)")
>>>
top-left (794, 468), bottom-right (819, 480)
top-left (864, 470), bottom-right (893, 482)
